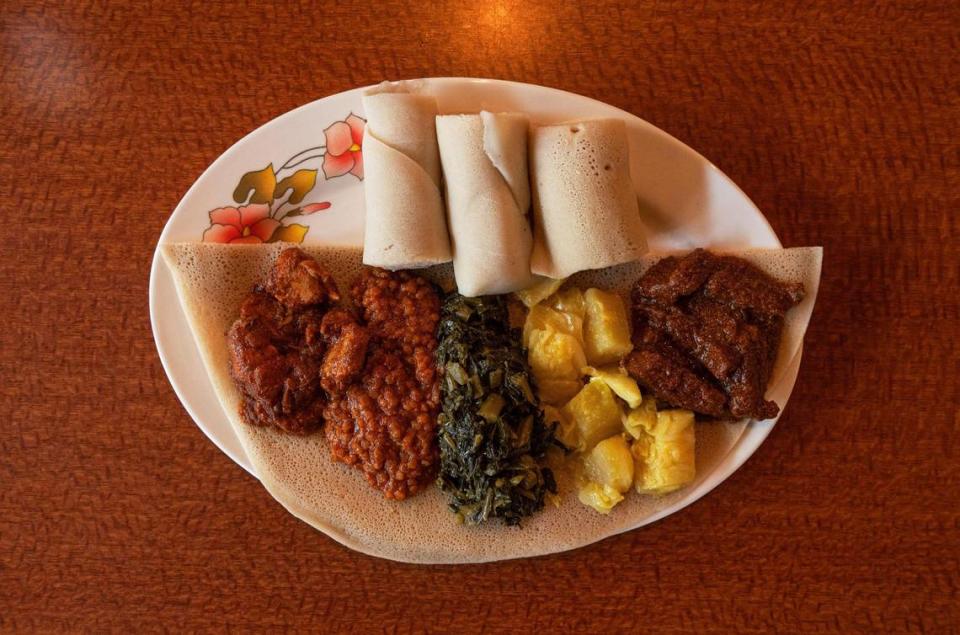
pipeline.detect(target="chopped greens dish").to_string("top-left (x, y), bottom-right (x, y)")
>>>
top-left (436, 294), bottom-right (557, 526)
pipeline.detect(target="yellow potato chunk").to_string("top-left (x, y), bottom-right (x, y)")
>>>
top-left (516, 276), bottom-right (566, 308)
top-left (632, 409), bottom-right (696, 495)
top-left (577, 482), bottom-right (624, 514)
top-left (528, 329), bottom-right (587, 381)
top-left (536, 378), bottom-right (583, 408)
top-left (622, 397), bottom-right (658, 439)
top-left (583, 288), bottom-right (633, 365)
top-left (523, 304), bottom-right (583, 349)
top-left (582, 435), bottom-right (634, 493)
top-left (584, 365), bottom-right (643, 408)
top-left (561, 378), bottom-right (623, 450)
top-left (547, 287), bottom-right (586, 319)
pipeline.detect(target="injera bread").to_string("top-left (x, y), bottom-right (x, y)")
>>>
top-left (436, 112), bottom-right (534, 296)
top-left (529, 118), bottom-right (648, 278)
top-left (362, 83), bottom-right (452, 268)
top-left (161, 242), bottom-right (822, 563)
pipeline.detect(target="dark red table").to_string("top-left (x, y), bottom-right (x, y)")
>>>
top-left (2, 1), bottom-right (957, 631)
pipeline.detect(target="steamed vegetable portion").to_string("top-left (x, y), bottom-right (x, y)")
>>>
top-left (520, 282), bottom-right (637, 448)
top-left (436, 294), bottom-right (557, 526)
top-left (527, 329), bottom-right (586, 382)
top-left (584, 365), bottom-right (642, 408)
top-left (516, 279), bottom-right (698, 515)
top-left (631, 409), bottom-right (696, 494)
top-left (578, 402), bottom-right (697, 512)
top-left (522, 293), bottom-right (588, 407)
top-left (623, 397), bottom-right (657, 440)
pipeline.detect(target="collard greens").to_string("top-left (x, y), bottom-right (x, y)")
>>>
top-left (436, 294), bottom-right (557, 525)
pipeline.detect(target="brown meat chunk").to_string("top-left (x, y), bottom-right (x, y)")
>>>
top-left (623, 348), bottom-right (728, 417)
top-left (635, 301), bottom-right (741, 380)
top-left (267, 247), bottom-right (340, 309)
top-left (724, 323), bottom-right (780, 419)
top-left (319, 308), bottom-right (370, 393)
top-left (227, 249), bottom-right (333, 435)
top-left (229, 292), bottom-right (287, 411)
top-left (685, 295), bottom-right (739, 341)
top-left (627, 250), bottom-right (804, 420)
top-left (703, 256), bottom-right (804, 316)
top-left (632, 249), bottom-right (715, 304)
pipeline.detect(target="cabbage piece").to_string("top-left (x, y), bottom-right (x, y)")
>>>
top-left (527, 329), bottom-right (587, 381)
top-left (632, 409), bottom-right (696, 495)
top-left (523, 304), bottom-right (583, 349)
top-left (577, 482), bottom-right (624, 514)
top-left (622, 397), bottom-right (657, 439)
top-left (583, 365), bottom-right (642, 408)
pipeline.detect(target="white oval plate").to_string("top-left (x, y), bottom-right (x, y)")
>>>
top-left (150, 77), bottom-right (797, 535)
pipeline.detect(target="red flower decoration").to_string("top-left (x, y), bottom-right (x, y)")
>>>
top-left (202, 204), bottom-right (280, 244)
top-left (322, 113), bottom-right (364, 180)
top-left (301, 202), bottom-right (332, 215)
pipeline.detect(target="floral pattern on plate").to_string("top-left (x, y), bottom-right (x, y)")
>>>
top-left (202, 113), bottom-right (365, 244)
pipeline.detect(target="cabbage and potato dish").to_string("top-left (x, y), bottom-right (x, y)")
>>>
top-left (518, 281), bottom-right (697, 514)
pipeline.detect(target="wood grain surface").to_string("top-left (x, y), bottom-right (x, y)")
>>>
top-left (2, 0), bottom-right (958, 632)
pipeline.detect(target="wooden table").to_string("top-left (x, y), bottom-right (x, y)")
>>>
top-left (2, 1), bottom-right (957, 631)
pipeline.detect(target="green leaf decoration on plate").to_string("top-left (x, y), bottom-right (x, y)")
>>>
top-left (274, 169), bottom-right (318, 205)
top-left (233, 164), bottom-right (277, 204)
top-left (269, 223), bottom-right (309, 243)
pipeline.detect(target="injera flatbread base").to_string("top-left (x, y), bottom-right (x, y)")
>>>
top-left (161, 243), bottom-right (821, 563)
